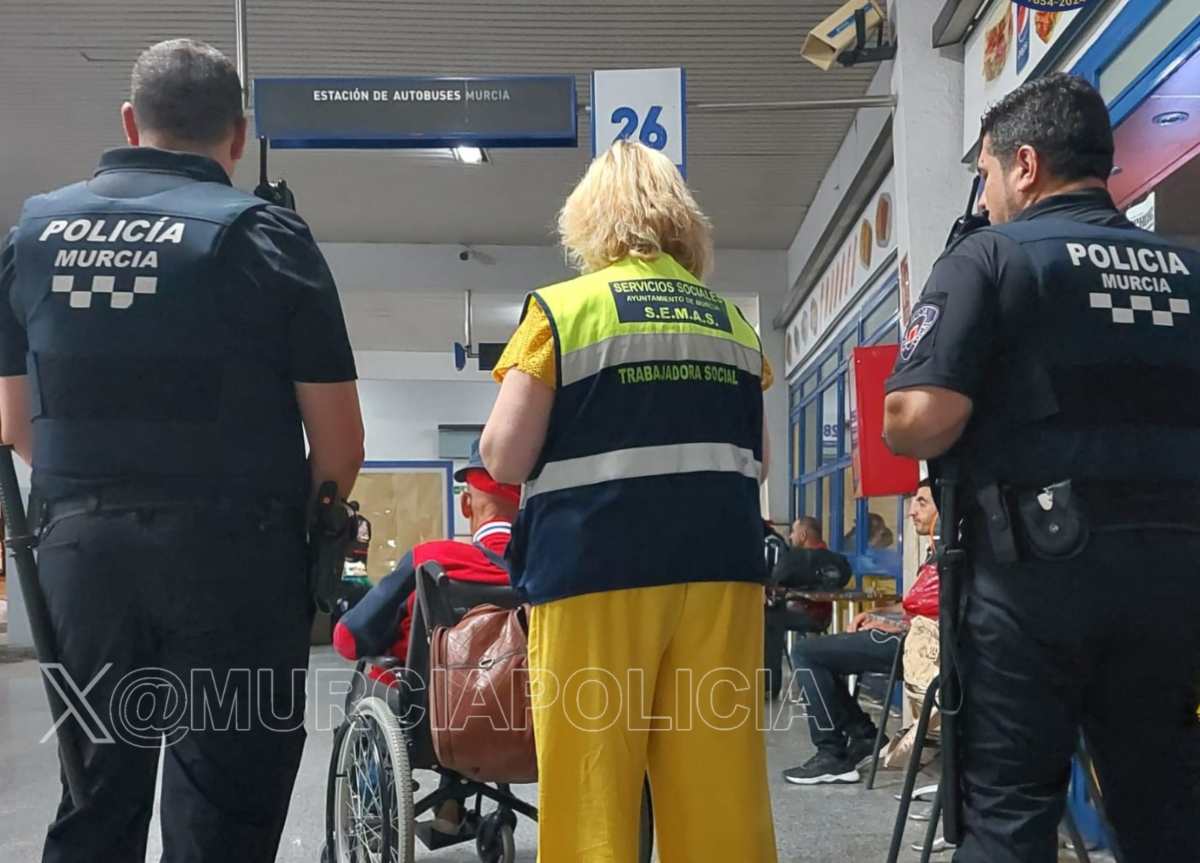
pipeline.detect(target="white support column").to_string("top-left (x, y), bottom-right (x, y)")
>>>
top-left (890, 0), bottom-right (972, 321)
top-left (758, 287), bottom-right (792, 525)
top-left (888, 0), bottom-right (969, 590)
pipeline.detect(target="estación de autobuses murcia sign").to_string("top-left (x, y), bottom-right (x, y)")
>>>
top-left (785, 172), bottom-right (896, 375)
top-left (254, 75), bottom-right (578, 149)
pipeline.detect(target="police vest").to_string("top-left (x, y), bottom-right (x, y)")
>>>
top-left (960, 217), bottom-right (1200, 487)
top-left (507, 255), bottom-right (766, 604)
top-left (12, 180), bottom-right (309, 503)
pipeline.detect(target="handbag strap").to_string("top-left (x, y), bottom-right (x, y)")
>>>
top-left (473, 541), bottom-right (511, 574)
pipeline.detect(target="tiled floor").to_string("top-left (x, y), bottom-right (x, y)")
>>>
top-left (0, 648), bottom-right (1112, 862)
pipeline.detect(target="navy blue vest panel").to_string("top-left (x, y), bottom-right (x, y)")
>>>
top-left (510, 472), bottom-right (766, 605)
top-left (962, 217), bottom-right (1200, 486)
top-left (542, 365), bottom-right (764, 463)
top-left (13, 180), bottom-right (309, 503)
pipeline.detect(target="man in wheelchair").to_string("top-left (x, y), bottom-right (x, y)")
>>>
top-left (333, 441), bottom-right (519, 842)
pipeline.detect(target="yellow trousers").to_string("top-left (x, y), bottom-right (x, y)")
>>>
top-left (527, 581), bottom-right (779, 863)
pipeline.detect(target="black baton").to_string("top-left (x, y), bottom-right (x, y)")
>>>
top-left (934, 459), bottom-right (965, 845)
top-left (0, 445), bottom-right (87, 805)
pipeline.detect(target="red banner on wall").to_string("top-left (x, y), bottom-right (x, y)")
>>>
top-left (849, 345), bottom-right (920, 498)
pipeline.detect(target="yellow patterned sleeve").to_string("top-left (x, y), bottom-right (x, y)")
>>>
top-left (492, 300), bottom-right (558, 388)
top-left (761, 355), bottom-right (774, 391)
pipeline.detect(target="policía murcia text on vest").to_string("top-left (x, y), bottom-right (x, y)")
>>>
top-left (37, 217), bottom-right (186, 270)
top-left (1067, 241), bottom-right (1191, 294)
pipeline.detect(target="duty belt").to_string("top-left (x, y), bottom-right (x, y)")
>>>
top-left (974, 479), bottom-right (1200, 564)
top-left (1067, 481), bottom-right (1200, 529)
top-left (35, 488), bottom-right (302, 531)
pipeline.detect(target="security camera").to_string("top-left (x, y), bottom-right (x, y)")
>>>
top-left (459, 249), bottom-right (470, 262)
top-left (802, 0), bottom-right (893, 70)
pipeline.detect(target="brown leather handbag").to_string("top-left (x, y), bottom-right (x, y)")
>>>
top-left (428, 603), bottom-right (538, 783)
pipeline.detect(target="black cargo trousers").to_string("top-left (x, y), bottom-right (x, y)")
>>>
top-left (952, 519), bottom-right (1200, 863)
top-left (34, 500), bottom-right (312, 863)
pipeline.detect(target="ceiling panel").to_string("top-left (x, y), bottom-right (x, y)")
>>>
top-left (0, 0), bottom-right (883, 249)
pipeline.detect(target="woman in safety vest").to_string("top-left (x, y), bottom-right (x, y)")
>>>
top-left (482, 140), bottom-right (778, 863)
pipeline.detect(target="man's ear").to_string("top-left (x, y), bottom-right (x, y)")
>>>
top-left (460, 490), bottom-right (472, 521)
top-left (229, 116), bottom-right (248, 164)
top-left (121, 103), bottom-right (140, 146)
top-left (1014, 144), bottom-right (1040, 192)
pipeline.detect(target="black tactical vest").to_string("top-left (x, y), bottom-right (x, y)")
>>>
top-left (958, 216), bottom-right (1200, 487)
top-left (12, 179), bottom-right (309, 503)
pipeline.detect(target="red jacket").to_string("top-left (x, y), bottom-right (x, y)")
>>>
top-left (333, 521), bottom-right (511, 671)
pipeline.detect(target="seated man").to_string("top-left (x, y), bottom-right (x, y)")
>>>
top-left (782, 478), bottom-right (939, 785)
top-left (764, 518), bottom-right (836, 698)
top-left (334, 441), bottom-right (519, 839)
top-left (334, 441), bottom-right (519, 670)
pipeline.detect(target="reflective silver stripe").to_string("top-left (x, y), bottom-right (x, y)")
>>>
top-left (560, 332), bottom-right (762, 387)
top-left (525, 442), bottom-right (761, 500)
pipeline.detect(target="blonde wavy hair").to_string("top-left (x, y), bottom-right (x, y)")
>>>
top-left (557, 140), bottom-right (714, 280)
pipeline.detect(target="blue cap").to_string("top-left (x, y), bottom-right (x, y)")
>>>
top-left (454, 438), bottom-right (486, 482)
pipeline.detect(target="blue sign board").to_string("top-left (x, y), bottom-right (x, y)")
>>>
top-left (254, 76), bottom-right (578, 149)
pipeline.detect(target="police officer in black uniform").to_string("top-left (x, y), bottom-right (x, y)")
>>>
top-left (0, 40), bottom-right (364, 862)
top-left (883, 73), bottom-right (1200, 863)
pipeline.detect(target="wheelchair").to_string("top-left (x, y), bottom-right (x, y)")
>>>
top-left (322, 561), bottom-right (655, 863)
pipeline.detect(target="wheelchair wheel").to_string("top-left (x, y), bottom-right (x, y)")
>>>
top-left (638, 778), bottom-right (654, 863)
top-left (475, 816), bottom-right (516, 863)
top-left (327, 696), bottom-right (415, 863)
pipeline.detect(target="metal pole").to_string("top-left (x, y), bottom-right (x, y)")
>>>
top-left (689, 95), bottom-right (896, 113)
top-left (464, 289), bottom-right (473, 352)
top-left (578, 94), bottom-right (896, 115)
top-left (235, 0), bottom-right (249, 110)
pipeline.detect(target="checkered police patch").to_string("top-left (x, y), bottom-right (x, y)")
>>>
top-left (1088, 292), bottom-right (1191, 327)
top-left (52, 274), bottom-right (157, 309)
top-left (901, 303), bottom-right (940, 361)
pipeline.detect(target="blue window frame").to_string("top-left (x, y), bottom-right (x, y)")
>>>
top-left (1071, 0), bottom-right (1200, 127)
top-left (788, 277), bottom-right (904, 591)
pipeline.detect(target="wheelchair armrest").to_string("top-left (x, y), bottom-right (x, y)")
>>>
top-left (363, 656), bottom-right (404, 671)
top-left (434, 572), bottom-right (522, 609)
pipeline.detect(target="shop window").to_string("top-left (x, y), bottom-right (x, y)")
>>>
top-left (842, 468), bottom-right (859, 554)
top-left (803, 403), bottom-right (818, 475)
top-left (803, 480), bottom-right (819, 518)
top-left (862, 495), bottom-right (903, 576)
top-left (871, 323), bottom-right (900, 346)
top-left (1097, 0), bottom-right (1196, 105)
top-left (864, 288), bottom-right (899, 339)
top-left (791, 421), bottom-right (801, 481)
top-left (820, 475), bottom-right (834, 543)
top-left (842, 374), bottom-right (857, 460)
top-left (820, 384), bottom-right (839, 465)
top-left (840, 329), bottom-right (859, 362)
top-left (820, 352), bottom-right (840, 381)
top-left (802, 373), bottom-right (817, 399)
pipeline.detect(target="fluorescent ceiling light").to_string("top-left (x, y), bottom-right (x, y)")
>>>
top-left (452, 145), bottom-right (488, 164)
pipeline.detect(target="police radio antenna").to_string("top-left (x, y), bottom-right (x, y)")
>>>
top-left (253, 138), bottom-right (298, 210)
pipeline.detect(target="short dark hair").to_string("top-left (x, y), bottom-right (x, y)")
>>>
top-left (131, 39), bottom-right (243, 145)
top-left (794, 516), bottom-right (823, 539)
top-left (980, 73), bottom-right (1113, 182)
top-left (918, 477), bottom-right (933, 490)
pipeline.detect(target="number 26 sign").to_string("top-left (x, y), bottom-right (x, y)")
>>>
top-left (591, 67), bottom-right (686, 177)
